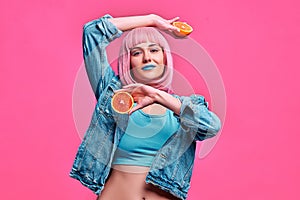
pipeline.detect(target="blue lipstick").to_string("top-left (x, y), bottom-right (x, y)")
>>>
top-left (142, 64), bottom-right (156, 71)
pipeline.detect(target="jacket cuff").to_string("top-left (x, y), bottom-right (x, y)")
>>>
top-left (175, 95), bottom-right (221, 140)
top-left (96, 14), bottom-right (123, 42)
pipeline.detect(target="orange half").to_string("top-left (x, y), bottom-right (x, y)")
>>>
top-left (172, 21), bottom-right (193, 37)
top-left (111, 92), bottom-right (134, 114)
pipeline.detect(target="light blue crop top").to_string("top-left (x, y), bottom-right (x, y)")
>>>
top-left (112, 108), bottom-right (180, 167)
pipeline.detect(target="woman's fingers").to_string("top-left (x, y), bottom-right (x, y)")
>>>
top-left (113, 88), bottom-right (128, 94)
top-left (168, 16), bottom-right (179, 24)
top-left (114, 84), bottom-right (157, 114)
top-left (114, 84), bottom-right (141, 93)
top-left (123, 83), bottom-right (143, 89)
top-left (166, 17), bottom-right (180, 32)
top-left (129, 103), bottom-right (142, 115)
top-left (152, 15), bottom-right (181, 32)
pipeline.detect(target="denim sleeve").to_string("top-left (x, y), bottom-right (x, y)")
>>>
top-left (176, 95), bottom-right (221, 141)
top-left (82, 14), bottom-right (123, 99)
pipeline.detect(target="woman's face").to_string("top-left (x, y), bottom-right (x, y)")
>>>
top-left (130, 42), bottom-right (165, 83)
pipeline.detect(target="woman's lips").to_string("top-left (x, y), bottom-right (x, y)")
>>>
top-left (141, 64), bottom-right (156, 71)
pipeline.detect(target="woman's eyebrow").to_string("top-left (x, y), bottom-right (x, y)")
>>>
top-left (148, 43), bottom-right (159, 47)
top-left (130, 47), bottom-right (142, 51)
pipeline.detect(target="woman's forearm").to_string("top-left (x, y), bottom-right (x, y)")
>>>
top-left (108, 14), bottom-right (179, 33)
top-left (108, 15), bottom-right (154, 31)
top-left (155, 90), bottom-right (182, 116)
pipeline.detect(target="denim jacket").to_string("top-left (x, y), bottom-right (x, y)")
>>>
top-left (70, 15), bottom-right (221, 200)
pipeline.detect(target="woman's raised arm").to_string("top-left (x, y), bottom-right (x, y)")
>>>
top-left (108, 14), bottom-right (180, 33)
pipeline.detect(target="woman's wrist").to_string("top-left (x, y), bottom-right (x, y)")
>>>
top-left (147, 14), bottom-right (159, 27)
top-left (154, 89), bottom-right (181, 115)
top-left (152, 88), bottom-right (163, 103)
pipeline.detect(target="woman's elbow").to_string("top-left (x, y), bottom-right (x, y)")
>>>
top-left (208, 115), bottom-right (222, 136)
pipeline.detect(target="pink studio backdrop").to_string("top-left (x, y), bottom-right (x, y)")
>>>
top-left (1, 0), bottom-right (299, 199)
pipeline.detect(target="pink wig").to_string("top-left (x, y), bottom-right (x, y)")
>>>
top-left (118, 27), bottom-right (173, 92)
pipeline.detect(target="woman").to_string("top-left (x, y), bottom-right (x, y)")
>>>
top-left (70, 14), bottom-right (221, 200)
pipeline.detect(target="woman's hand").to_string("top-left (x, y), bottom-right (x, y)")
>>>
top-left (115, 83), bottom-right (158, 114)
top-left (115, 83), bottom-right (181, 115)
top-left (150, 14), bottom-right (190, 38)
top-left (150, 14), bottom-right (180, 33)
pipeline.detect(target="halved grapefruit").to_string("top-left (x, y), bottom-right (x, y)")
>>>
top-left (111, 92), bottom-right (134, 114)
top-left (172, 21), bottom-right (193, 37)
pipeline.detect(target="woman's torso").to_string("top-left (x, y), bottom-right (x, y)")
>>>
top-left (98, 166), bottom-right (180, 200)
top-left (98, 104), bottom-right (180, 200)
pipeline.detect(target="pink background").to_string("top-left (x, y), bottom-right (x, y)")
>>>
top-left (1, 0), bottom-right (299, 199)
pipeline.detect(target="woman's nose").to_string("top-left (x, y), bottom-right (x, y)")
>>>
top-left (143, 51), bottom-right (151, 63)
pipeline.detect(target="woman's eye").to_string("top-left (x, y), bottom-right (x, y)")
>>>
top-left (131, 51), bottom-right (142, 56)
top-left (150, 48), bottom-right (160, 53)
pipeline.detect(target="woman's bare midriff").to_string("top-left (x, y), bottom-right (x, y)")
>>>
top-left (97, 165), bottom-right (180, 200)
